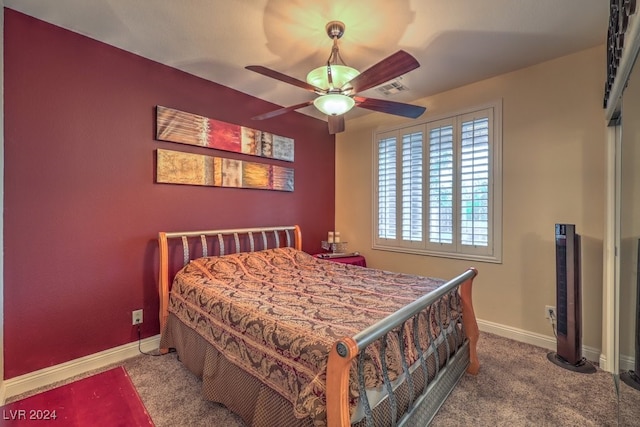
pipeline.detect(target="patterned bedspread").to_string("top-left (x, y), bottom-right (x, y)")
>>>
top-left (168, 247), bottom-right (460, 425)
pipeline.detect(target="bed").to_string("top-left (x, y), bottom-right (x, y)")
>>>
top-left (158, 225), bottom-right (479, 427)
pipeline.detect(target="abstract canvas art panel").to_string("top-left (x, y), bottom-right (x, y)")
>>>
top-left (156, 106), bottom-right (294, 162)
top-left (156, 149), bottom-right (294, 192)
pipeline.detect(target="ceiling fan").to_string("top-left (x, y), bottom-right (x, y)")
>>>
top-left (246, 21), bottom-right (426, 134)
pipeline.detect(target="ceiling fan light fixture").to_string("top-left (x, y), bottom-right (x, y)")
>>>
top-left (246, 19), bottom-right (425, 133)
top-left (313, 93), bottom-right (355, 116)
top-left (306, 65), bottom-right (360, 91)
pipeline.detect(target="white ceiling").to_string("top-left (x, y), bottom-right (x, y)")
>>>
top-left (5, 0), bottom-right (609, 122)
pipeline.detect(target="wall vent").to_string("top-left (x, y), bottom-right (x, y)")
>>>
top-left (375, 78), bottom-right (408, 96)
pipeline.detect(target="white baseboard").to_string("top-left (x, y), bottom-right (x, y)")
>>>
top-left (620, 353), bottom-right (636, 372)
top-left (599, 353), bottom-right (610, 372)
top-left (1, 335), bottom-right (160, 404)
top-left (598, 353), bottom-right (636, 372)
top-left (1, 321), bottom-right (636, 404)
top-left (477, 318), bottom-right (636, 372)
top-left (476, 318), bottom-right (601, 365)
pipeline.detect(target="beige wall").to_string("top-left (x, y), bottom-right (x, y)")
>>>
top-left (335, 45), bottom-right (606, 348)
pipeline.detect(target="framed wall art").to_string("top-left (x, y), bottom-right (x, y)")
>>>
top-left (156, 149), bottom-right (294, 192)
top-left (156, 106), bottom-right (294, 162)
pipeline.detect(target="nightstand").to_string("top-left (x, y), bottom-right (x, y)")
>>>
top-left (314, 254), bottom-right (367, 267)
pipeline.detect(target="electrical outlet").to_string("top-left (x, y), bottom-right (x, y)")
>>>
top-left (132, 309), bottom-right (143, 325)
top-left (544, 305), bottom-right (556, 322)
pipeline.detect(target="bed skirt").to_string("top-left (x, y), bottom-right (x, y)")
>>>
top-left (160, 313), bottom-right (468, 427)
top-left (160, 313), bottom-right (312, 427)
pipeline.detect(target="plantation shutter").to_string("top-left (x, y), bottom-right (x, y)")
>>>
top-left (402, 132), bottom-right (423, 242)
top-left (373, 102), bottom-right (501, 262)
top-left (428, 122), bottom-right (455, 245)
top-left (377, 136), bottom-right (397, 239)
top-left (460, 116), bottom-right (490, 247)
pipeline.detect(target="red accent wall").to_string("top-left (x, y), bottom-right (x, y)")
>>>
top-left (3, 9), bottom-right (335, 379)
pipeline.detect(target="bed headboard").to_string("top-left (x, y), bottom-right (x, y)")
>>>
top-left (158, 225), bottom-right (302, 332)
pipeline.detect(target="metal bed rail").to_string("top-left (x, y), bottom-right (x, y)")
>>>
top-left (326, 267), bottom-right (479, 427)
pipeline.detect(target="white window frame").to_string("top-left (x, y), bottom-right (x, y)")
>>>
top-left (372, 101), bottom-right (503, 263)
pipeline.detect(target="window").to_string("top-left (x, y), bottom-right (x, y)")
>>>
top-left (373, 102), bottom-right (502, 262)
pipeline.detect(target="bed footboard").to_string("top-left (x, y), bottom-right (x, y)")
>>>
top-left (326, 267), bottom-right (479, 427)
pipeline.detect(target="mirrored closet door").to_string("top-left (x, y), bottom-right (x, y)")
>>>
top-left (618, 50), bottom-right (640, 425)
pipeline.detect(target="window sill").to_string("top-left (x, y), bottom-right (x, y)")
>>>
top-left (372, 244), bottom-right (502, 264)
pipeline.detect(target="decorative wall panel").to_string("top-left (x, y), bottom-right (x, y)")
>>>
top-left (156, 149), bottom-right (294, 192)
top-left (156, 106), bottom-right (294, 161)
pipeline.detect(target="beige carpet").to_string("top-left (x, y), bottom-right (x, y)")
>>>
top-left (9, 332), bottom-right (640, 426)
top-left (124, 332), bottom-right (636, 426)
top-left (430, 334), bottom-right (619, 426)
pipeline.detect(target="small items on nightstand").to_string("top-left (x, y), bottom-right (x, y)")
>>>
top-left (317, 231), bottom-right (366, 266)
top-left (315, 251), bottom-right (367, 267)
top-left (321, 239), bottom-right (348, 254)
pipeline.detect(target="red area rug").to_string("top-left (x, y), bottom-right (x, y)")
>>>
top-left (0, 367), bottom-right (154, 426)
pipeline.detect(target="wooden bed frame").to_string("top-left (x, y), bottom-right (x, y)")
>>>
top-left (158, 225), bottom-right (479, 427)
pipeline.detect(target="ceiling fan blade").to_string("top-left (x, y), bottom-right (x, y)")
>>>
top-left (346, 50), bottom-right (420, 94)
top-left (251, 101), bottom-right (314, 120)
top-left (328, 115), bottom-right (345, 134)
top-left (355, 97), bottom-right (426, 119)
top-left (246, 65), bottom-right (321, 92)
